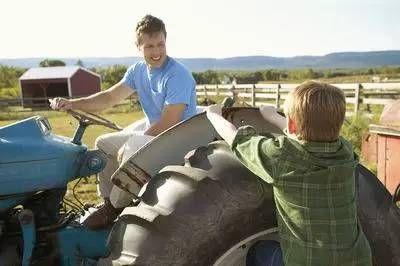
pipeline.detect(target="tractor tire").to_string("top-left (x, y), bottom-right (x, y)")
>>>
top-left (99, 141), bottom-right (278, 266)
top-left (99, 141), bottom-right (400, 266)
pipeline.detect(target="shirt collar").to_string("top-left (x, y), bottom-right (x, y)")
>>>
top-left (301, 139), bottom-right (342, 153)
top-left (285, 130), bottom-right (342, 153)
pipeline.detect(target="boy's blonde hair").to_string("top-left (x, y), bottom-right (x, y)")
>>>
top-left (284, 81), bottom-right (346, 142)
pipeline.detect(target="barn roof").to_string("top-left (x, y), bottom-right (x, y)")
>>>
top-left (20, 66), bottom-right (99, 80)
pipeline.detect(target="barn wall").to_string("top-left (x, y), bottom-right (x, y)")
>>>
top-left (361, 132), bottom-right (378, 166)
top-left (20, 78), bottom-right (68, 107)
top-left (70, 69), bottom-right (101, 97)
top-left (377, 133), bottom-right (400, 195)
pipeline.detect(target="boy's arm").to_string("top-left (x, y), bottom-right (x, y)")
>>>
top-left (206, 104), bottom-right (237, 146)
top-left (207, 105), bottom-right (278, 184)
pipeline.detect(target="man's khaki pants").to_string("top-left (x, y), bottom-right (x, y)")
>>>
top-left (95, 120), bottom-right (154, 208)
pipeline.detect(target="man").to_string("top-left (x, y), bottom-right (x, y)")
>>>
top-left (50, 14), bottom-right (197, 229)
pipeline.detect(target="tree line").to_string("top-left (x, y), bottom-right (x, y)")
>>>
top-left (1, 58), bottom-right (400, 97)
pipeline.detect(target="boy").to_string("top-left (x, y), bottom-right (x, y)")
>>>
top-left (206, 81), bottom-right (372, 265)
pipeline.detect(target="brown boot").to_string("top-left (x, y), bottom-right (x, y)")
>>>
top-left (83, 198), bottom-right (123, 230)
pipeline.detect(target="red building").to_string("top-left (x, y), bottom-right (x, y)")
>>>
top-left (19, 66), bottom-right (101, 108)
top-left (362, 100), bottom-right (400, 195)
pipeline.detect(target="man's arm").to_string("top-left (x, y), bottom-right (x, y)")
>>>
top-left (50, 81), bottom-right (134, 112)
top-left (144, 104), bottom-right (186, 136)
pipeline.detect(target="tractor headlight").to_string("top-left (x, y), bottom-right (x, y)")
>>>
top-left (78, 150), bottom-right (107, 177)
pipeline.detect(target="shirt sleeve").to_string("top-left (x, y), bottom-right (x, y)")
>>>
top-left (231, 125), bottom-right (283, 184)
top-left (164, 72), bottom-right (195, 106)
top-left (121, 64), bottom-right (138, 91)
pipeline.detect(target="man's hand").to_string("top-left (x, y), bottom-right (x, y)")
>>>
top-left (49, 97), bottom-right (73, 111)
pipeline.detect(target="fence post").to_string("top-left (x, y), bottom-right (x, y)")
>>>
top-left (354, 83), bottom-right (362, 115)
top-left (251, 84), bottom-right (256, 107)
top-left (276, 84), bottom-right (281, 109)
top-left (204, 85), bottom-right (208, 98)
top-left (216, 84), bottom-right (219, 96)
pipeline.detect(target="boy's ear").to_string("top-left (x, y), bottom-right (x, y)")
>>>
top-left (288, 117), bottom-right (297, 134)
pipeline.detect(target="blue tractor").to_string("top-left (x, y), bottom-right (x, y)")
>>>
top-left (0, 108), bottom-right (399, 265)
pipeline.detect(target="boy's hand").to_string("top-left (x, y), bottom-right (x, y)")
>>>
top-left (206, 104), bottom-right (223, 116)
top-left (259, 105), bottom-right (279, 120)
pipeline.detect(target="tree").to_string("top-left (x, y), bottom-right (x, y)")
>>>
top-left (192, 70), bottom-right (220, 84)
top-left (0, 65), bottom-right (25, 88)
top-left (39, 59), bottom-right (66, 67)
top-left (76, 59), bottom-right (84, 67)
top-left (94, 65), bottom-right (127, 89)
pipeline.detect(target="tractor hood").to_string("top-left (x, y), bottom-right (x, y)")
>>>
top-left (0, 116), bottom-right (90, 196)
top-left (0, 116), bottom-right (85, 163)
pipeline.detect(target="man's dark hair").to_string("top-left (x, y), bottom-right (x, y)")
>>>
top-left (136, 15), bottom-right (167, 46)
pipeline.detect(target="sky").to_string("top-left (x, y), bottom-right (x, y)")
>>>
top-left (1, 0), bottom-right (399, 59)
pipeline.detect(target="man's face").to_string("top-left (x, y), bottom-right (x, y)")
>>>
top-left (137, 31), bottom-right (167, 68)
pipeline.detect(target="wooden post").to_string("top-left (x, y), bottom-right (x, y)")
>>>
top-left (251, 84), bottom-right (256, 107)
top-left (354, 83), bottom-right (362, 115)
top-left (204, 85), bottom-right (208, 98)
top-left (216, 84), bottom-right (220, 96)
top-left (39, 83), bottom-right (48, 107)
top-left (276, 84), bottom-right (281, 109)
top-left (231, 84), bottom-right (235, 98)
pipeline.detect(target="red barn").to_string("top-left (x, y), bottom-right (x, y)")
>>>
top-left (362, 100), bottom-right (400, 195)
top-left (19, 66), bottom-right (101, 108)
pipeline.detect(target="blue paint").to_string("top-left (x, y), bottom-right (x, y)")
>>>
top-left (0, 116), bottom-right (111, 264)
top-left (0, 195), bottom-right (32, 213)
top-left (0, 116), bottom-right (87, 212)
top-left (56, 225), bottom-right (110, 265)
top-left (18, 209), bottom-right (36, 266)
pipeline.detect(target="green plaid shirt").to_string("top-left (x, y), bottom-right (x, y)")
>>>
top-left (232, 126), bottom-right (372, 266)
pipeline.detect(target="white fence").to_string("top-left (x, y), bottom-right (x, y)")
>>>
top-left (196, 83), bottom-right (400, 114)
top-left (2, 82), bottom-right (399, 115)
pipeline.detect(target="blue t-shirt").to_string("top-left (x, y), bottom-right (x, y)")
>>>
top-left (121, 57), bottom-right (197, 125)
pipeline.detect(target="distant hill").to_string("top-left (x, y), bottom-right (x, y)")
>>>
top-left (1, 50), bottom-right (400, 71)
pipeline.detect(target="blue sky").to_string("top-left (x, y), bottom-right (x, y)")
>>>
top-left (1, 0), bottom-right (399, 59)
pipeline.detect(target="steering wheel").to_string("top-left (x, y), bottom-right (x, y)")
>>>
top-left (67, 109), bottom-right (123, 131)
